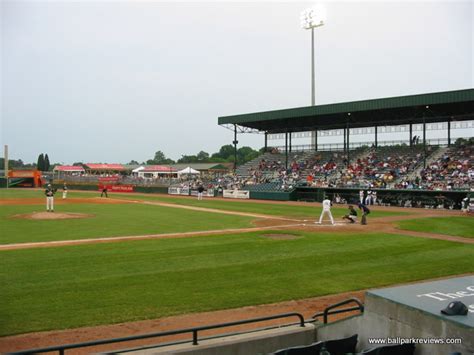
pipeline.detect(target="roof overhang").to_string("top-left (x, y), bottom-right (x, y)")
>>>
top-left (218, 89), bottom-right (474, 133)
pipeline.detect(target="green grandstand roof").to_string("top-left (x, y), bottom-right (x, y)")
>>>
top-left (218, 88), bottom-right (474, 133)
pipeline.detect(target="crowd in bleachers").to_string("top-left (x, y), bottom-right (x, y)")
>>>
top-left (336, 145), bottom-right (430, 188)
top-left (60, 141), bottom-right (473, 193)
top-left (395, 143), bottom-right (473, 191)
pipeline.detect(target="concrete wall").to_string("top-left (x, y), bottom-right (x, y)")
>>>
top-left (316, 293), bottom-right (473, 355)
top-left (113, 289), bottom-right (473, 354)
top-left (117, 324), bottom-right (316, 355)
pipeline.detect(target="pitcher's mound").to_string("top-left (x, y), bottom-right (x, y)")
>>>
top-left (13, 212), bottom-right (94, 220)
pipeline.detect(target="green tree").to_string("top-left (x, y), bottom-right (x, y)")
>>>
top-left (127, 160), bottom-right (139, 165)
top-left (44, 154), bottom-right (50, 171)
top-left (150, 151), bottom-right (175, 165)
top-left (196, 151), bottom-right (210, 161)
top-left (37, 154), bottom-right (45, 171)
top-left (177, 155), bottom-right (198, 164)
top-left (211, 145), bottom-right (234, 160)
top-left (237, 146), bottom-right (259, 163)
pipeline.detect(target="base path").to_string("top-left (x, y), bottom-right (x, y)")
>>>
top-left (1, 196), bottom-right (472, 250)
top-left (0, 222), bottom-right (304, 251)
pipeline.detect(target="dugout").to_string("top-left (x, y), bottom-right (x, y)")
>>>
top-left (296, 187), bottom-right (470, 209)
top-left (7, 170), bottom-right (42, 187)
top-left (218, 88), bottom-right (474, 170)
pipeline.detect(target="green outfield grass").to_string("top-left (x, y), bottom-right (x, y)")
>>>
top-left (0, 188), bottom-right (405, 219)
top-left (0, 203), bottom-right (254, 244)
top-left (108, 192), bottom-right (406, 219)
top-left (398, 216), bottom-right (474, 238)
top-left (0, 188), bottom-right (94, 200)
top-left (1, 231), bottom-right (472, 336)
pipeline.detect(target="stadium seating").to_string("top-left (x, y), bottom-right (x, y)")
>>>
top-left (361, 343), bottom-right (415, 355)
top-left (323, 333), bottom-right (358, 355)
top-left (337, 145), bottom-right (433, 188)
top-left (418, 144), bottom-right (473, 190)
top-left (272, 334), bottom-right (358, 355)
top-left (272, 341), bottom-right (324, 354)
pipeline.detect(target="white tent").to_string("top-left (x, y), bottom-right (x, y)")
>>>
top-left (132, 166), bottom-right (145, 173)
top-left (178, 167), bottom-right (200, 175)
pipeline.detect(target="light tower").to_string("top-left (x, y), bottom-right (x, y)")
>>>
top-left (301, 4), bottom-right (326, 149)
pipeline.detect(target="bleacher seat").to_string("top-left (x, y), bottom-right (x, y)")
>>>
top-left (272, 341), bottom-right (324, 354)
top-left (361, 343), bottom-right (415, 355)
top-left (324, 333), bottom-right (358, 354)
top-left (271, 334), bottom-right (358, 355)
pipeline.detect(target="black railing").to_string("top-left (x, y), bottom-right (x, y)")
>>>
top-left (9, 312), bottom-right (305, 355)
top-left (312, 298), bottom-right (364, 324)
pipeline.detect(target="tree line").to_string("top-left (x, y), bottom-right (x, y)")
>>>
top-left (1, 145), bottom-right (264, 172)
top-left (142, 145), bottom-right (263, 166)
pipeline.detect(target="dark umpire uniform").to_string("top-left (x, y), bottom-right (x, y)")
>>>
top-left (358, 203), bottom-right (371, 225)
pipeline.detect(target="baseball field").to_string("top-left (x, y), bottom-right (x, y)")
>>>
top-left (0, 188), bottom-right (473, 352)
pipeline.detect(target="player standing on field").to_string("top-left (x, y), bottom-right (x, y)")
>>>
top-left (45, 183), bottom-right (55, 212)
top-left (358, 202), bottom-right (371, 225)
top-left (342, 205), bottom-right (358, 223)
top-left (317, 197), bottom-right (335, 225)
top-left (62, 183), bottom-right (68, 199)
top-left (197, 184), bottom-right (205, 200)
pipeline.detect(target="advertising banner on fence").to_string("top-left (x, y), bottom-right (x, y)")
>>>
top-left (190, 189), bottom-right (216, 197)
top-left (168, 187), bottom-right (181, 195)
top-left (98, 184), bottom-right (134, 193)
top-left (98, 177), bottom-right (120, 183)
top-left (223, 189), bottom-right (250, 199)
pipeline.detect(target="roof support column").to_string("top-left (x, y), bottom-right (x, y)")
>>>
top-left (289, 132), bottom-right (292, 153)
top-left (409, 123), bottom-right (413, 147)
top-left (315, 129), bottom-right (318, 152)
top-left (423, 116), bottom-right (427, 169)
top-left (264, 132), bottom-right (268, 151)
top-left (346, 122), bottom-right (350, 166)
top-left (374, 125), bottom-right (378, 148)
top-left (233, 124), bottom-right (238, 172)
top-left (447, 119), bottom-right (451, 147)
top-left (343, 128), bottom-right (347, 155)
top-left (285, 132), bottom-right (289, 170)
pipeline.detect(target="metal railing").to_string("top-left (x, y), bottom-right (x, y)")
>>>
top-left (312, 298), bottom-right (365, 324)
top-left (9, 312), bottom-right (305, 355)
top-left (273, 138), bottom-right (454, 152)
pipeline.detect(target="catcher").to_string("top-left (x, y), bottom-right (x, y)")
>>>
top-left (342, 205), bottom-right (358, 223)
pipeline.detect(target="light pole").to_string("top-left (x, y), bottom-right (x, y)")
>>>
top-left (301, 5), bottom-right (325, 149)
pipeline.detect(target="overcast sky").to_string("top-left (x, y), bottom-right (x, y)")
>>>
top-left (1, 0), bottom-right (473, 164)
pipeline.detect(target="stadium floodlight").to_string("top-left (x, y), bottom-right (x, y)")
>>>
top-left (301, 4), bottom-right (326, 149)
top-left (300, 5), bottom-right (326, 30)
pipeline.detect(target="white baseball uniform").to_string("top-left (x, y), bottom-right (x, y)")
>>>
top-left (318, 199), bottom-right (334, 225)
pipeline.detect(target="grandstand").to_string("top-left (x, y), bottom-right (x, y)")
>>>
top-left (218, 89), bottom-right (473, 199)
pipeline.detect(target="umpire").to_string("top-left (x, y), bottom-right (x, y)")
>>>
top-left (358, 202), bottom-right (371, 225)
